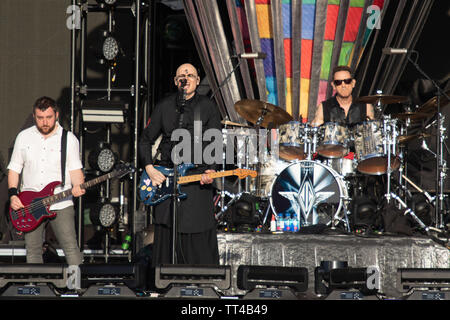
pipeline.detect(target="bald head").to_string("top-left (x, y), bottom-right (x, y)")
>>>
top-left (174, 63), bottom-right (200, 99)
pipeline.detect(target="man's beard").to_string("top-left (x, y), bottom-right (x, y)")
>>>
top-left (37, 123), bottom-right (56, 135)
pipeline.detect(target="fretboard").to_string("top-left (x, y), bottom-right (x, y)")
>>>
top-left (41, 172), bottom-right (115, 206)
top-left (177, 170), bottom-right (237, 184)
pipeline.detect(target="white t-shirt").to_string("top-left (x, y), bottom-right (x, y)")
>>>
top-left (7, 123), bottom-right (83, 210)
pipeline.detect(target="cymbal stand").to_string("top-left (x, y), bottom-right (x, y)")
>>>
top-left (436, 115), bottom-right (447, 228)
top-left (383, 116), bottom-right (397, 204)
top-left (406, 50), bottom-right (450, 229)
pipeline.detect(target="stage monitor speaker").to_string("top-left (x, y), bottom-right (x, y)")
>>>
top-left (79, 263), bottom-right (147, 297)
top-left (237, 265), bottom-right (308, 299)
top-left (155, 264), bottom-right (231, 298)
top-left (0, 263), bottom-right (68, 289)
top-left (397, 268), bottom-right (450, 292)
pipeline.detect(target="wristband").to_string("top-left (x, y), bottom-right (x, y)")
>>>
top-left (8, 188), bottom-right (18, 198)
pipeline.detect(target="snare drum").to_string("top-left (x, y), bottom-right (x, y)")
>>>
top-left (353, 120), bottom-right (400, 175)
top-left (317, 122), bottom-right (350, 158)
top-left (278, 121), bottom-right (307, 161)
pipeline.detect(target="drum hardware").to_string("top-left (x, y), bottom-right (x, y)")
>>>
top-left (404, 51), bottom-right (450, 229)
top-left (389, 193), bottom-right (445, 236)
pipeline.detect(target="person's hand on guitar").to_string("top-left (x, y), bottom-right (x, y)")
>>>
top-left (200, 169), bottom-right (215, 185)
top-left (10, 195), bottom-right (24, 211)
top-left (71, 185), bottom-right (86, 197)
top-left (146, 164), bottom-right (166, 186)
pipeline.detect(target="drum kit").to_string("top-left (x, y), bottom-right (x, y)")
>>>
top-left (216, 92), bottom-right (449, 235)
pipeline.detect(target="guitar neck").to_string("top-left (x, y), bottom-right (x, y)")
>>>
top-left (42, 172), bottom-right (115, 206)
top-left (177, 170), bottom-right (237, 184)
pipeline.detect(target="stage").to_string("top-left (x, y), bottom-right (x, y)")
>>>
top-left (0, 229), bottom-right (449, 300)
top-left (217, 231), bottom-right (450, 299)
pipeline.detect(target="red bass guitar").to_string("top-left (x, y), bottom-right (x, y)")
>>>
top-left (9, 164), bottom-right (134, 233)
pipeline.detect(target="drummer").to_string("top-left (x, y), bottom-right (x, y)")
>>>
top-left (311, 65), bottom-right (375, 127)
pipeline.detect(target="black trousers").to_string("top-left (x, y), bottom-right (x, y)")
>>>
top-left (151, 223), bottom-right (219, 267)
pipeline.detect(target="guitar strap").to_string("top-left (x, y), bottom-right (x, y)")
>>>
top-left (61, 128), bottom-right (68, 187)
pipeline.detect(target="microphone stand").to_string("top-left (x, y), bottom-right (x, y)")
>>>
top-left (406, 51), bottom-right (450, 229)
top-left (171, 81), bottom-right (187, 264)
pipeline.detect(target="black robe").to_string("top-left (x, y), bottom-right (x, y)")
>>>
top-left (139, 92), bottom-right (222, 266)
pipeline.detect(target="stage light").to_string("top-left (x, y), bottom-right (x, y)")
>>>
top-left (80, 263), bottom-right (147, 297)
top-left (81, 100), bottom-right (127, 123)
top-left (351, 197), bottom-right (379, 229)
top-left (237, 265), bottom-right (308, 299)
top-left (410, 194), bottom-right (433, 226)
top-left (155, 264), bottom-right (231, 298)
top-left (90, 200), bottom-right (119, 228)
top-left (398, 268), bottom-right (450, 291)
top-left (315, 261), bottom-right (379, 300)
top-left (230, 193), bottom-right (260, 231)
top-left (88, 143), bottom-right (117, 173)
top-left (102, 36), bottom-right (119, 61)
top-left (0, 264), bottom-right (69, 297)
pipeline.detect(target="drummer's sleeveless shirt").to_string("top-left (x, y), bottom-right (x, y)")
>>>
top-left (322, 95), bottom-right (367, 125)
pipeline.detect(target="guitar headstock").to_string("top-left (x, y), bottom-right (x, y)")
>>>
top-left (112, 163), bottom-right (135, 178)
top-left (233, 168), bottom-right (258, 179)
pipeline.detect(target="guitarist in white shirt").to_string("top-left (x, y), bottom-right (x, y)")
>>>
top-left (8, 96), bottom-right (85, 265)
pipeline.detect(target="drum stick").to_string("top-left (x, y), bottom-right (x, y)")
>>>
top-left (401, 174), bottom-right (434, 203)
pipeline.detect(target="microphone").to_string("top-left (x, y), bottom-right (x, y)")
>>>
top-left (234, 52), bottom-right (267, 59)
top-left (179, 78), bottom-right (187, 88)
top-left (382, 47), bottom-right (409, 55)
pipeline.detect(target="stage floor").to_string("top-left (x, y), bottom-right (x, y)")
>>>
top-left (217, 230), bottom-right (450, 298)
top-left (0, 230), bottom-right (449, 299)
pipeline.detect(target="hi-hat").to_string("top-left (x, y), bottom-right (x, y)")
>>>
top-left (392, 111), bottom-right (430, 121)
top-left (416, 90), bottom-right (450, 114)
top-left (398, 133), bottom-right (432, 145)
top-left (356, 94), bottom-right (408, 104)
top-left (234, 99), bottom-right (293, 128)
top-left (221, 120), bottom-right (250, 127)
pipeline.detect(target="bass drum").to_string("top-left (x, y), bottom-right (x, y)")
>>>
top-left (269, 160), bottom-right (348, 226)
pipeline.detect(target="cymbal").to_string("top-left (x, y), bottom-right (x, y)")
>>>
top-left (221, 120), bottom-right (250, 127)
top-left (398, 133), bottom-right (432, 144)
top-left (234, 99), bottom-right (293, 128)
top-left (356, 94), bottom-right (408, 104)
top-left (416, 90), bottom-right (450, 114)
top-left (392, 112), bottom-right (430, 121)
